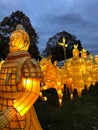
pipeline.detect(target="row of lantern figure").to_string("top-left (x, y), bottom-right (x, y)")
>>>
top-left (0, 24), bottom-right (97, 129)
top-left (0, 25), bottom-right (44, 130)
top-left (0, 42), bottom-right (98, 109)
top-left (40, 45), bottom-right (98, 107)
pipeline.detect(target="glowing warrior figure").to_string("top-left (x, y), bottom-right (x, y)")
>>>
top-left (0, 24), bottom-right (43, 130)
top-left (66, 45), bottom-right (85, 98)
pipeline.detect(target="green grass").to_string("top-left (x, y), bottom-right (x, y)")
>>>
top-left (34, 84), bottom-right (98, 130)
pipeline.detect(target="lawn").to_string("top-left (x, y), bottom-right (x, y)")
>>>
top-left (35, 84), bottom-right (98, 130)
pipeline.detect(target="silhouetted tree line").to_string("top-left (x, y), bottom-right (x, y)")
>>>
top-left (42, 31), bottom-right (88, 62)
top-left (0, 10), bottom-right (39, 60)
top-left (0, 10), bottom-right (88, 61)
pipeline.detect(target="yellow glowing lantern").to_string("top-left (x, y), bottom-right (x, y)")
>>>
top-left (91, 54), bottom-right (97, 85)
top-left (86, 53), bottom-right (95, 86)
top-left (0, 60), bottom-right (5, 69)
top-left (89, 55), bottom-right (98, 85)
top-left (40, 56), bottom-right (64, 107)
top-left (94, 55), bottom-right (98, 82)
top-left (80, 48), bottom-right (92, 90)
top-left (0, 24), bottom-right (43, 130)
top-left (81, 48), bottom-right (87, 60)
top-left (95, 55), bottom-right (98, 64)
top-left (14, 78), bottom-right (41, 117)
top-left (66, 44), bottom-right (85, 99)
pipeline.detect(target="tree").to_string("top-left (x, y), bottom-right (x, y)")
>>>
top-left (42, 31), bottom-right (85, 62)
top-left (0, 10), bottom-right (40, 60)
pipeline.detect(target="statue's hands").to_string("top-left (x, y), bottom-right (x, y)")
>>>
top-left (0, 108), bottom-right (16, 129)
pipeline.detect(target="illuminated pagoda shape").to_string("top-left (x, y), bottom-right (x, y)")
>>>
top-left (66, 44), bottom-right (85, 99)
top-left (0, 24), bottom-right (43, 130)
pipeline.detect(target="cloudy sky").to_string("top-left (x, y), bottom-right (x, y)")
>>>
top-left (0, 0), bottom-right (98, 54)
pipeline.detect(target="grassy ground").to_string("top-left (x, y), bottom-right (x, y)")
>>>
top-left (35, 84), bottom-right (98, 130)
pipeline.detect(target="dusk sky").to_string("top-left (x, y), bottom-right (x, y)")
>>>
top-left (0, 0), bottom-right (98, 54)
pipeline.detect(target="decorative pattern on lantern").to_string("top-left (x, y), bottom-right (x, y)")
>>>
top-left (0, 24), bottom-right (43, 130)
top-left (14, 77), bottom-right (41, 117)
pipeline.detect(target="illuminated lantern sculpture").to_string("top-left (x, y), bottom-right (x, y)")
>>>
top-left (0, 24), bottom-right (43, 130)
top-left (0, 60), bottom-right (5, 69)
top-left (80, 49), bottom-right (92, 90)
top-left (89, 54), bottom-right (98, 85)
top-left (94, 55), bottom-right (98, 82)
top-left (87, 54), bottom-right (96, 86)
top-left (40, 55), bottom-right (64, 107)
top-left (66, 44), bottom-right (85, 99)
top-left (58, 62), bottom-right (70, 87)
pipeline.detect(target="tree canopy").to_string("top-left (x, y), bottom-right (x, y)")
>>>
top-left (0, 10), bottom-right (40, 60)
top-left (0, 11), bottom-right (89, 61)
top-left (42, 31), bottom-right (87, 62)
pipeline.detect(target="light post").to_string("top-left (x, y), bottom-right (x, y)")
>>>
top-left (58, 36), bottom-right (68, 61)
top-left (58, 36), bottom-right (68, 94)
